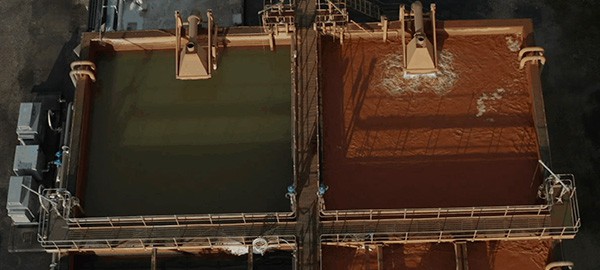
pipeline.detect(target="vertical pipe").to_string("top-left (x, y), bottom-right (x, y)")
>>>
top-left (175, 11), bottom-right (181, 76)
top-left (57, 102), bottom-right (73, 188)
top-left (400, 5), bottom-right (406, 68)
top-left (61, 102), bottom-right (73, 148)
top-left (50, 252), bottom-right (59, 270)
top-left (411, 1), bottom-right (424, 34)
top-left (269, 32), bottom-right (275, 51)
top-left (212, 15), bottom-right (218, 70)
top-left (207, 11), bottom-right (212, 74)
top-left (116, 0), bottom-right (124, 30)
top-left (377, 245), bottom-right (383, 270)
top-left (431, 4), bottom-right (438, 67)
top-left (381, 16), bottom-right (388, 42)
top-left (187, 15), bottom-right (200, 39)
top-left (151, 248), bottom-right (157, 270)
top-left (454, 242), bottom-right (461, 270)
top-left (247, 246), bottom-right (254, 270)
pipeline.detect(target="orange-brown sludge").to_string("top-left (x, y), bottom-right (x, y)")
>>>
top-left (322, 240), bottom-right (552, 270)
top-left (321, 35), bottom-right (542, 210)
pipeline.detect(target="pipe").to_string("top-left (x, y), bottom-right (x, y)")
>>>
top-left (545, 261), bottom-right (573, 270)
top-left (47, 110), bottom-right (62, 132)
top-left (50, 252), bottom-right (60, 270)
top-left (61, 102), bottom-right (73, 148)
top-left (411, 1), bottom-right (424, 34)
top-left (151, 248), bottom-right (157, 270)
top-left (518, 46), bottom-right (545, 60)
top-left (70, 60), bottom-right (96, 71)
top-left (175, 11), bottom-right (182, 76)
top-left (187, 15), bottom-right (201, 40)
top-left (185, 42), bottom-right (195, 53)
top-left (56, 103), bottom-right (73, 188)
top-left (247, 246), bottom-right (253, 270)
top-left (69, 70), bottom-right (96, 87)
top-left (207, 10), bottom-right (213, 72)
top-left (520, 55), bottom-right (546, 69)
top-left (380, 16), bottom-right (388, 42)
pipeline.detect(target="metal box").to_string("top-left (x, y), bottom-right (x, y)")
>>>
top-left (13, 145), bottom-right (45, 180)
top-left (7, 209), bottom-right (36, 224)
top-left (6, 176), bottom-right (38, 224)
top-left (16, 102), bottom-right (44, 144)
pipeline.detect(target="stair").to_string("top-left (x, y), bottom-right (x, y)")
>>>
top-left (346, 0), bottom-right (381, 19)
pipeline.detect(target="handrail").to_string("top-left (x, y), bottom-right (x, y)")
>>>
top-left (320, 188), bottom-right (580, 244)
top-left (321, 222), bottom-right (579, 244)
top-left (39, 234), bottom-right (297, 252)
top-left (67, 212), bottom-right (296, 227)
top-left (320, 204), bottom-right (552, 220)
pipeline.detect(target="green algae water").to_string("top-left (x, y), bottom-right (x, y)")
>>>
top-left (84, 47), bottom-right (293, 216)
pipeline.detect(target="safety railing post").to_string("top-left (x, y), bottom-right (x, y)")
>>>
top-left (539, 227), bottom-right (546, 239)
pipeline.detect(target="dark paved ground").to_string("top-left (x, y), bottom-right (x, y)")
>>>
top-left (0, 0), bottom-right (87, 269)
top-left (1, 0), bottom-right (599, 269)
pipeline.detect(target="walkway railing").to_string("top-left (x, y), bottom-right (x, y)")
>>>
top-left (319, 174), bottom-right (580, 243)
top-left (346, 0), bottom-right (380, 19)
top-left (321, 223), bottom-right (579, 244)
top-left (42, 232), bottom-right (297, 252)
top-left (315, 0), bottom-right (349, 34)
top-left (321, 204), bottom-right (552, 221)
top-left (65, 211), bottom-right (295, 227)
top-left (37, 192), bottom-right (296, 251)
top-left (261, 0), bottom-right (296, 34)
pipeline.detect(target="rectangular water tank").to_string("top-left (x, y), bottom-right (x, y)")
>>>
top-left (13, 145), bottom-right (45, 180)
top-left (7, 176), bottom-right (38, 224)
top-left (16, 102), bottom-right (44, 143)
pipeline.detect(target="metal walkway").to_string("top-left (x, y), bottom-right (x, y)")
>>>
top-left (295, 0), bottom-right (321, 269)
top-left (40, 208), bottom-right (577, 252)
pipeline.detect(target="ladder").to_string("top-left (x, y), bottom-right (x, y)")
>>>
top-left (346, 0), bottom-right (381, 19)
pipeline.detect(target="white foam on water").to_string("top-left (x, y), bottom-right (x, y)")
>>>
top-left (476, 88), bottom-right (506, 117)
top-left (379, 50), bottom-right (458, 96)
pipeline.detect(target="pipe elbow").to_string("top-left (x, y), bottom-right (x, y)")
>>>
top-left (545, 261), bottom-right (574, 270)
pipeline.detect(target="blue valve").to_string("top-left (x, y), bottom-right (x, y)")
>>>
top-left (318, 183), bottom-right (329, 196)
top-left (285, 185), bottom-right (296, 199)
top-left (53, 159), bottom-right (62, 167)
top-left (53, 151), bottom-right (63, 167)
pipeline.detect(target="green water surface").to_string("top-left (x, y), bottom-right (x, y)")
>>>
top-left (84, 47), bottom-right (293, 216)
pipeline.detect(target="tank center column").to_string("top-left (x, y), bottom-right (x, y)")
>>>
top-left (294, 0), bottom-right (321, 269)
